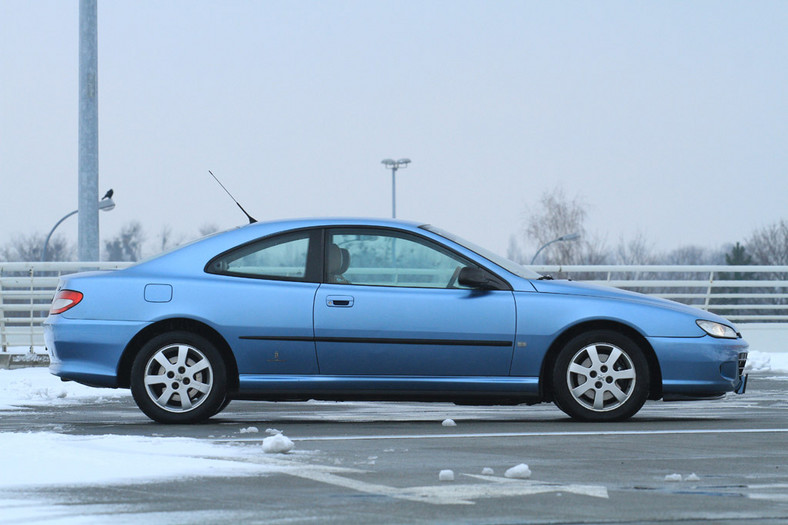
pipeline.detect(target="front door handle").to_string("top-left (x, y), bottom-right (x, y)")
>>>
top-left (326, 295), bottom-right (354, 307)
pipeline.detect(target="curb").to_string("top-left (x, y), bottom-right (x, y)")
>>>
top-left (0, 354), bottom-right (50, 370)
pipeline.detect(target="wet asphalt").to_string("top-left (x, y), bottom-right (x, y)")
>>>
top-left (1, 374), bottom-right (787, 524)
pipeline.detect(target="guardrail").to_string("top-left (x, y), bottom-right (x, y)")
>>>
top-left (533, 265), bottom-right (788, 322)
top-left (2, 262), bottom-right (787, 351)
top-left (1, 262), bottom-right (131, 351)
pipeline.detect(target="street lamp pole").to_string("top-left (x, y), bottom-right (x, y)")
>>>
top-left (381, 158), bottom-right (411, 218)
top-left (42, 192), bottom-right (116, 262)
top-left (78, 0), bottom-right (99, 261)
top-left (530, 232), bottom-right (581, 265)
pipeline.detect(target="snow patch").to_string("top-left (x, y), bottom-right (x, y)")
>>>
top-left (0, 432), bottom-right (275, 489)
top-left (439, 469), bottom-right (455, 481)
top-left (0, 368), bottom-right (129, 411)
top-left (262, 432), bottom-right (295, 454)
top-left (505, 463), bottom-right (532, 479)
top-left (746, 351), bottom-right (788, 373)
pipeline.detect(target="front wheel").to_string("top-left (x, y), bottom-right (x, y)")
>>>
top-left (130, 331), bottom-right (227, 424)
top-left (552, 330), bottom-right (650, 422)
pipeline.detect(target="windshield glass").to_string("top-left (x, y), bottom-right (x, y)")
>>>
top-left (421, 225), bottom-right (542, 280)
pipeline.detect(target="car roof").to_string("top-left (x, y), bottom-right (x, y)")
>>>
top-left (128, 218), bottom-right (433, 274)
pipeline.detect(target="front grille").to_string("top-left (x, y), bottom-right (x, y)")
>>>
top-left (738, 352), bottom-right (748, 378)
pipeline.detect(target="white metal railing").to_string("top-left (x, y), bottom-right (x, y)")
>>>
top-left (1, 262), bottom-right (131, 351)
top-left (2, 263), bottom-right (788, 351)
top-left (533, 265), bottom-right (788, 322)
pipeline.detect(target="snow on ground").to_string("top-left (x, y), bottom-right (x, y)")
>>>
top-left (0, 367), bottom-right (129, 411)
top-left (745, 351), bottom-right (788, 373)
top-left (0, 432), bottom-right (285, 489)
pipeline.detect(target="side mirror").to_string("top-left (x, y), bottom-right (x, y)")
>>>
top-left (458, 267), bottom-right (499, 290)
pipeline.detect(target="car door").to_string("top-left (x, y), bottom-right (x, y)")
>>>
top-left (313, 228), bottom-right (516, 376)
top-left (204, 229), bottom-right (321, 375)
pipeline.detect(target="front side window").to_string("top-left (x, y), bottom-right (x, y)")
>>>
top-left (326, 229), bottom-right (478, 288)
top-left (207, 232), bottom-right (311, 280)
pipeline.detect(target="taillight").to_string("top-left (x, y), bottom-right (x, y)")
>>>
top-left (50, 290), bottom-right (84, 315)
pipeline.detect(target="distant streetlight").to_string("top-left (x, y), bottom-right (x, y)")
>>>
top-left (530, 233), bottom-right (581, 265)
top-left (381, 158), bottom-right (411, 218)
top-left (42, 190), bottom-right (116, 261)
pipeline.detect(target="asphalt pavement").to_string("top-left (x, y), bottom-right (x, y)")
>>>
top-left (2, 374), bottom-right (787, 524)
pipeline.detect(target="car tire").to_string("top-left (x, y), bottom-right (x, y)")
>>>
top-left (552, 330), bottom-right (649, 422)
top-left (212, 397), bottom-right (232, 417)
top-left (130, 331), bottom-right (227, 424)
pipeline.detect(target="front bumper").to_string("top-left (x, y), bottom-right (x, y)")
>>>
top-left (649, 334), bottom-right (748, 399)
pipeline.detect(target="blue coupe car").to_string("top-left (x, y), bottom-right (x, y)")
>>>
top-left (45, 218), bottom-right (748, 423)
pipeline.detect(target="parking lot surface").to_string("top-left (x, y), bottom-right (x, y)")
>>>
top-left (2, 374), bottom-right (787, 524)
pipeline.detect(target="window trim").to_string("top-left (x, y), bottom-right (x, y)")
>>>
top-left (204, 228), bottom-right (323, 283)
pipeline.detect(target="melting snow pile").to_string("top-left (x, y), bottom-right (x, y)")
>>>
top-left (504, 463), bottom-right (532, 479)
top-left (262, 428), bottom-right (295, 454)
top-left (438, 469), bottom-right (455, 481)
top-left (665, 473), bottom-right (700, 482)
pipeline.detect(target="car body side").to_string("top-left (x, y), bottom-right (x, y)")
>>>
top-left (44, 219), bottom-right (748, 406)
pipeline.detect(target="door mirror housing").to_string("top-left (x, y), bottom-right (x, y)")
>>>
top-left (457, 267), bottom-right (504, 290)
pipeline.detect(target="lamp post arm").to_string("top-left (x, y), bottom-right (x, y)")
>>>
top-left (530, 238), bottom-right (560, 265)
top-left (42, 209), bottom-right (78, 262)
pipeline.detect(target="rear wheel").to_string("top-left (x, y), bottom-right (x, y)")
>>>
top-left (130, 331), bottom-right (227, 424)
top-left (552, 330), bottom-right (649, 422)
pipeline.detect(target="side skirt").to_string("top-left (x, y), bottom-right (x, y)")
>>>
top-left (233, 374), bottom-right (540, 404)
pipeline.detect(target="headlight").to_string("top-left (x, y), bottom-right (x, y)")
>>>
top-left (696, 320), bottom-right (738, 339)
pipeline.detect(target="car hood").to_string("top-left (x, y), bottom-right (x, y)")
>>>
top-left (529, 279), bottom-right (735, 325)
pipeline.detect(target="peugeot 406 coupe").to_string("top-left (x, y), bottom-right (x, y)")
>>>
top-left (45, 218), bottom-right (748, 423)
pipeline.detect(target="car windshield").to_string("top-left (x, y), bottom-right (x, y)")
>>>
top-left (421, 225), bottom-right (542, 280)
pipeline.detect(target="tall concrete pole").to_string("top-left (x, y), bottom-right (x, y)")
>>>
top-left (78, 0), bottom-right (99, 261)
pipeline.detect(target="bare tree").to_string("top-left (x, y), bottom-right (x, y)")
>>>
top-left (523, 187), bottom-right (608, 265)
top-left (0, 233), bottom-right (73, 262)
top-left (615, 232), bottom-right (656, 265)
top-left (506, 234), bottom-right (527, 264)
top-left (661, 245), bottom-right (725, 265)
top-left (155, 225), bottom-right (187, 254)
top-left (198, 223), bottom-right (220, 237)
top-left (746, 219), bottom-right (788, 265)
top-left (104, 222), bottom-right (145, 262)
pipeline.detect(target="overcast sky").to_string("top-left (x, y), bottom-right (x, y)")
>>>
top-left (1, 1), bottom-right (786, 259)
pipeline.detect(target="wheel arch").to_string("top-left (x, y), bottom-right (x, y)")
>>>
top-left (539, 320), bottom-right (663, 402)
top-left (117, 318), bottom-right (239, 392)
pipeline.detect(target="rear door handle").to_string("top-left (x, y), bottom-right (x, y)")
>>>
top-left (326, 295), bottom-right (354, 307)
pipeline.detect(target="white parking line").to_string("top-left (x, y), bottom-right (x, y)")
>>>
top-left (219, 427), bottom-right (788, 443)
top-left (235, 457), bottom-right (608, 505)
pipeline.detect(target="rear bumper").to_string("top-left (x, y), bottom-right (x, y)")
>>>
top-left (44, 315), bottom-right (146, 388)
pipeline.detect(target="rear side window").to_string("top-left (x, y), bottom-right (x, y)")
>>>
top-left (206, 232), bottom-right (311, 281)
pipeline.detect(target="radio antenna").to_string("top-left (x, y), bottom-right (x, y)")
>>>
top-left (208, 170), bottom-right (257, 224)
